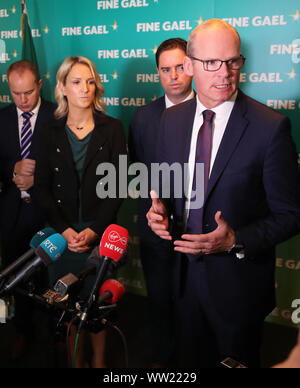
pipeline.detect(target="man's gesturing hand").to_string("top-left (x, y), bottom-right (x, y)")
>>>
top-left (146, 190), bottom-right (172, 240)
top-left (174, 211), bottom-right (235, 255)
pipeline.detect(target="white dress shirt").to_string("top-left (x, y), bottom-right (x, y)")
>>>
top-left (16, 97), bottom-right (41, 144)
top-left (185, 91), bottom-right (238, 221)
top-left (165, 89), bottom-right (195, 109)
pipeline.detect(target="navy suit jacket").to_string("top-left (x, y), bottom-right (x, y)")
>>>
top-left (129, 96), bottom-right (167, 244)
top-left (157, 90), bottom-right (300, 325)
top-left (0, 99), bottom-right (56, 235)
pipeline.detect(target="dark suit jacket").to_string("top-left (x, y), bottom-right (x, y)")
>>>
top-left (0, 99), bottom-right (56, 235)
top-left (129, 96), bottom-right (168, 244)
top-left (157, 90), bottom-right (300, 325)
top-left (34, 111), bottom-right (127, 237)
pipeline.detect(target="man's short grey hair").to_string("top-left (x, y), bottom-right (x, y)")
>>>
top-left (187, 19), bottom-right (241, 57)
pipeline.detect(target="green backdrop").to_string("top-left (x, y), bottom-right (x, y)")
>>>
top-left (0, 0), bottom-right (299, 327)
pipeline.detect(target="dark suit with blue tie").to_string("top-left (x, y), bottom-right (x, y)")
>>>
top-left (156, 90), bottom-right (300, 367)
top-left (0, 99), bottom-right (56, 335)
top-left (129, 96), bottom-right (175, 365)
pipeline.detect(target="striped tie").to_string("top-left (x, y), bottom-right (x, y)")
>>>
top-left (21, 111), bottom-right (33, 159)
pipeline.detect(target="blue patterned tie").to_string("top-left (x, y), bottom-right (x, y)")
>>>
top-left (21, 111), bottom-right (33, 159)
top-left (186, 109), bottom-right (215, 260)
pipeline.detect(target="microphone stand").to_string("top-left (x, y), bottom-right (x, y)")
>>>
top-left (77, 256), bottom-right (111, 333)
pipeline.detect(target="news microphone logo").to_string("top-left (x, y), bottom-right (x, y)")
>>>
top-left (100, 224), bottom-right (129, 260)
top-left (108, 230), bottom-right (128, 246)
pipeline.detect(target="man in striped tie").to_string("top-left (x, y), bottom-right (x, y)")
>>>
top-left (0, 60), bottom-right (56, 360)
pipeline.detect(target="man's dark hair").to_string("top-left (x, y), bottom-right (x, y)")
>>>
top-left (7, 60), bottom-right (40, 83)
top-left (156, 38), bottom-right (188, 68)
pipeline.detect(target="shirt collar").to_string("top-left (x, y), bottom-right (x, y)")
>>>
top-left (196, 90), bottom-right (238, 118)
top-left (165, 89), bottom-right (195, 109)
top-left (17, 97), bottom-right (41, 118)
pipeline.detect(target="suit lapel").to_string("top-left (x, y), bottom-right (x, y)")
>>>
top-left (206, 90), bottom-right (249, 201)
top-left (7, 105), bottom-right (22, 159)
top-left (30, 100), bottom-right (47, 157)
top-left (54, 119), bottom-right (75, 169)
top-left (173, 98), bottom-right (197, 217)
top-left (183, 99), bottom-right (197, 165)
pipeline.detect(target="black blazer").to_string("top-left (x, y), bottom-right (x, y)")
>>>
top-left (0, 99), bottom-right (56, 233)
top-left (34, 111), bottom-right (127, 237)
top-left (157, 90), bottom-right (300, 324)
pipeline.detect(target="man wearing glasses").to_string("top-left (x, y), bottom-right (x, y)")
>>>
top-left (147, 19), bottom-right (300, 368)
top-left (129, 38), bottom-right (193, 368)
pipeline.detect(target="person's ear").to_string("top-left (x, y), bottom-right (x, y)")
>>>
top-left (183, 56), bottom-right (194, 77)
top-left (58, 81), bottom-right (66, 96)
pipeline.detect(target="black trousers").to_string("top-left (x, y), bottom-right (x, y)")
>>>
top-left (140, 240), bottom-right (175, 365)
top-left (177, 258), bottom-right (264, 368)
top-left (0, 200), bottom-right (45, 336)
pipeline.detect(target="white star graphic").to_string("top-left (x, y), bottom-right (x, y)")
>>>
top-left (111, 21), bottom-right (119, 31)
top-left (111, 71), bottom-right (118, 80)
top-left (290, 9), bottom-right (300, 21)
top-left (150, 44), bottom-right (158, 54)
top-left (195, 16), bottom-right (203, 25)
top-left (286, 68), bottom-right (296, 79)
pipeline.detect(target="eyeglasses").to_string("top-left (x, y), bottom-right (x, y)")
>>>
top-left (189, 55), bottom-right (246, 72)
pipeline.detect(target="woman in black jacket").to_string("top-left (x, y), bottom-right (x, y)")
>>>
top-left (35, 56), bottom-right (127, 368)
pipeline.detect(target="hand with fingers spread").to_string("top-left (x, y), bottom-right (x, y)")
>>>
top-left (174, 211), bottom-right (235, 256)
top-left (146, 190), bottom-right (172, 241)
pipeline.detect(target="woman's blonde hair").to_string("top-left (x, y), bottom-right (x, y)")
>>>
top-left (54, 56), bottom-right (106, 119)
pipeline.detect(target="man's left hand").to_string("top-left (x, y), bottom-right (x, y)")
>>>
top-left (13, 174), bottom-right (34, 191)
top-left (174, 211), bottom-right (235, 255)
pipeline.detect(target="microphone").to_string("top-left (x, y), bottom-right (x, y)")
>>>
top-left (98, 279), bottom-right (125, 305)
top-left (0, 227), bottom-right (56, 281)
top-left (1, 233), bottom-right (67, 295)
top-left (53, 245), bottom-right (121, 297)
top-left (78, 224), bottom-right (129, 331)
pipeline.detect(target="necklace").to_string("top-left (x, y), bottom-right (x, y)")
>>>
top-left (67, 121), bottom-right (91, 131)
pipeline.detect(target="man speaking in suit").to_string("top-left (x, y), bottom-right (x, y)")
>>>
top-left (129, 38), bottom-right (194, 367)
top-left (147, 19), bottom-right (300, 368)
top-left (0, 60), bottom-right (56, 357)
